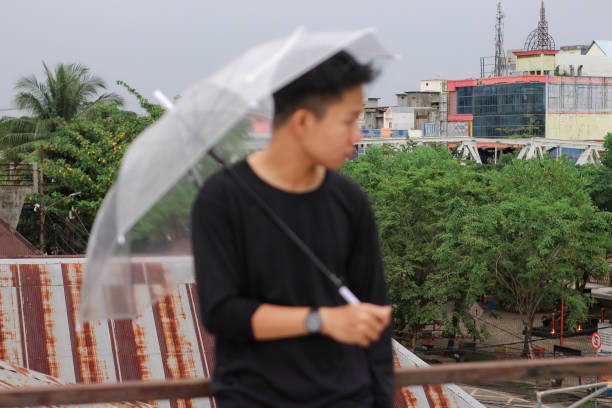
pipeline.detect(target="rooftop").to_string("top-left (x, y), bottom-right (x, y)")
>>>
top-left (590, 40), bottom-right (612, 56)
top-left (0, 217), bottom-right (40, 258)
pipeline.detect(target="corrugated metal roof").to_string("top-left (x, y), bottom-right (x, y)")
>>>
top-left (392, 339), bottom-right (485, 408)
top-left (0, 258), bottom-right (483, 408)
top-left (0, 218), bottom-right (40, 258)
top-left (0, 358), bottom-right (154, 408)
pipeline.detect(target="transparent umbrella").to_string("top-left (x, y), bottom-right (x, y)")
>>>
top-left (79, 27), bottom-right (392, 322)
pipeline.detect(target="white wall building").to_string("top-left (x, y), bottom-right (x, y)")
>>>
top-left (586, 40), bottom-right (612, 57)
top-left (555, 54), bottom-right (612, 77)
top-left (419, 79), bottom-right (445, 92)
top-left (383, 106), bottom-right (415, 130)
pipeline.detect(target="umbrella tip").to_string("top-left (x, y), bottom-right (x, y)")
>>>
top-left (153, 90), bottom-right (175, 111)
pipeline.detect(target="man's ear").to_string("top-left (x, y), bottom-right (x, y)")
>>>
top-left (288, 108), bottom-right (316, 138)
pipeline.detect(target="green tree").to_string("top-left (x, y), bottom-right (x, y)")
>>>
top-left (0, 116), bottom-right (40, 161)
top-left (1, 63), bottom-right (124, 162)
top-left (583, 132), bottom-right (612, 212)
top-left (17, 84), bottom-right (159, 254)
top-left (342, 146), bottom-right (490, 347)
top-left (439, 159), bottom-right (612, 356)
top-left (14, 62), bottom-right (124, 121)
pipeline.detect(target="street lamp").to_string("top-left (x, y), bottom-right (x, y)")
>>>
top-left (35, 191), bottom-right (81, 254)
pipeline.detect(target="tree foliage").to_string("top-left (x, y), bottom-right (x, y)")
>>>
top-left (584, 133), bottom-right (612, 212)
top-left (343, 146), bottom-right (612, 354)
top-left (438, 159), bottom-right (611, 355)
top-left (1, 63), bottom-right (126, 163)
top-left (342, 146), bottom-right (491, 345)
top-left (17, 84), bottom-right (160, 254)
top-left (14, 62), bottom-right (124, 121)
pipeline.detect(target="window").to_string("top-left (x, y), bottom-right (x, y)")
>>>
top-left (463, 83), bottom-right (546, 138)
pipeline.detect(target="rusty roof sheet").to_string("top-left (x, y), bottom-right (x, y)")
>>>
top-left (392, 340), bottom-right (485, 408)
top-left (0, 218), bottom-right (40, 258)
top-left (0, 258), bottom-right (483, 408)
top-left (0, 358), bottom-right (154, 408)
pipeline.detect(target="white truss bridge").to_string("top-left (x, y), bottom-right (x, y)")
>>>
top-left (357, 137), bottom-right (606, 165)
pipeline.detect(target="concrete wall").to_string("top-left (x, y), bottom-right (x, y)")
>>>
top-left (587, 43), bottom-right (607, 56)
top-left (0, 163), bottom-right (38, 229)
top-left (383, 109), bottom-right (414, 130)
top-left (396, 92), bottom-right (439, 108)
top-left (546, 113), bottom-right (612, 140)
top-left (515, 54), bottom-right (556, 74)
top-left (362, 108), bottom-right (384, 129)
top-left (364, 98), bottom-right (380, 108)
top-left (555, 55), bottom-right (612, 77)
top-left (420, 80), bottom-right (444, 92)
top-left (560, 45), bottom-right (588, 55)
top-left (0, 189), bottom-right (31, 229)
top-left (447, 121), bottom-right (469, 137)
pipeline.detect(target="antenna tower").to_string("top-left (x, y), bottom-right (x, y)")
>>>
top-left (524, 0), bottom-right (555, 50)
top-left (493, 2), bottom-right (507, 77)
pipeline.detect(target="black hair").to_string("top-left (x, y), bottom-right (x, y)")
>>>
top-left (272, 51), bottom-right (377, 128)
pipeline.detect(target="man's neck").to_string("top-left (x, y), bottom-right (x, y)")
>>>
top-left (246, 130), bottom-right (326, 194)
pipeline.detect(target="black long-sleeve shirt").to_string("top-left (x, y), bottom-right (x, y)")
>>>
top-left (191, 159), bottom-right (393, 408)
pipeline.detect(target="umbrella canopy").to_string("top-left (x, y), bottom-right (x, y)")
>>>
top-left (79, 27), bottom-right (392, 322)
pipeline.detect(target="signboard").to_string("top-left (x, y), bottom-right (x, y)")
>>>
top-left (592, 332), bottom-right (603, 350)
top-left (597, 323), bottom-right (612, 354)
top-left (470, 303), bottom-right (483, 319)
top-left (581, 376), bottom-right (598, 385)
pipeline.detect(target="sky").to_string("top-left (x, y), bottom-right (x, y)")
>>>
top-left (2, 0), bottom-right (612, 114)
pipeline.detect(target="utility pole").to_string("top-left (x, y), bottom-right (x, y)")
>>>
top-left (39, 146), bottom-right (45, 253)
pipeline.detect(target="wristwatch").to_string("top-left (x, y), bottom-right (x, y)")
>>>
top-left (305, 309), bottom-right (322, 334)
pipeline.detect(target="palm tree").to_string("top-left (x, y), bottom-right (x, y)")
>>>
top-left (14, 62), bottom-right (124, 121)
top-left (0, 62), bottom-right (124, 161)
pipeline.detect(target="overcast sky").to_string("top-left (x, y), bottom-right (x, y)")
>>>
top-left (2, 0), bottom-right (611, 114)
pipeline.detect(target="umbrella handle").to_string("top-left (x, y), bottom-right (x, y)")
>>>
top-left (339, 286), bottom-right (361, 305)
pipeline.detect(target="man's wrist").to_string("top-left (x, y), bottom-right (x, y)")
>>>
top-left (305, 308), bottom-right (323, 334)
top-left (318, 307), bottom-right (331, 336)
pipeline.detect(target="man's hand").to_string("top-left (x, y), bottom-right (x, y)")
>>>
top-left (319, 304), bottom-right (391, 347)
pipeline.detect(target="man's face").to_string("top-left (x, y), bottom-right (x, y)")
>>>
top-left (298, 86), bottom-right (363, 170)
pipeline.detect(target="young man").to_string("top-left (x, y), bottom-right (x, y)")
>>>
top-left (191, 51), bottom-right (393, 407)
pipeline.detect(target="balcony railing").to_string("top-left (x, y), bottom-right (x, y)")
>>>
top-left (0, 163), bottom-right (35, 187)
top-left (3, 357), bottom-right (612, 407)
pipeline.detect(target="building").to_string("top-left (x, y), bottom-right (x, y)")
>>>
top-left (359, 97), bottom-right (387, 129)
top-left (560, 45), bottom-right (589, 56)
top-left (383, 106), bottom-right (436, 137)
top-left (586, 40), bottom-right (612, 57)
top-left (396, 91), bottom-right (440, 109)
top-left (446, 75), bottom-right (612, 141)
top-left (513, 50), bottom-right (558, 76)
top-left (420, 79), bottom-right (445, 93)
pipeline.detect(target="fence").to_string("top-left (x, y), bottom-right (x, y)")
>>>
top-left (4, 358), bottom-right (612, 407)
top-left (0, 163), bottom-right (35, 187)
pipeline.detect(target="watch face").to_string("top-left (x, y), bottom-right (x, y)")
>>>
top-left (306, 310), bottom-right (322, 333)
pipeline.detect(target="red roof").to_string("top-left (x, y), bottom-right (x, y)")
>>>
top-left (0, 218), bottom-right (40, 258)
top-left (512, 49), bottom-right (559, 56)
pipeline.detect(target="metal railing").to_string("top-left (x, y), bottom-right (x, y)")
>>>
top-left (3, 357), bottom-right (612, 407)
top-left (0, 163), bottom-right (35, 187)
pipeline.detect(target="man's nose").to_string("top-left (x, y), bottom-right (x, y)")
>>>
top-left (350, 124), bottom-right (362, 144)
